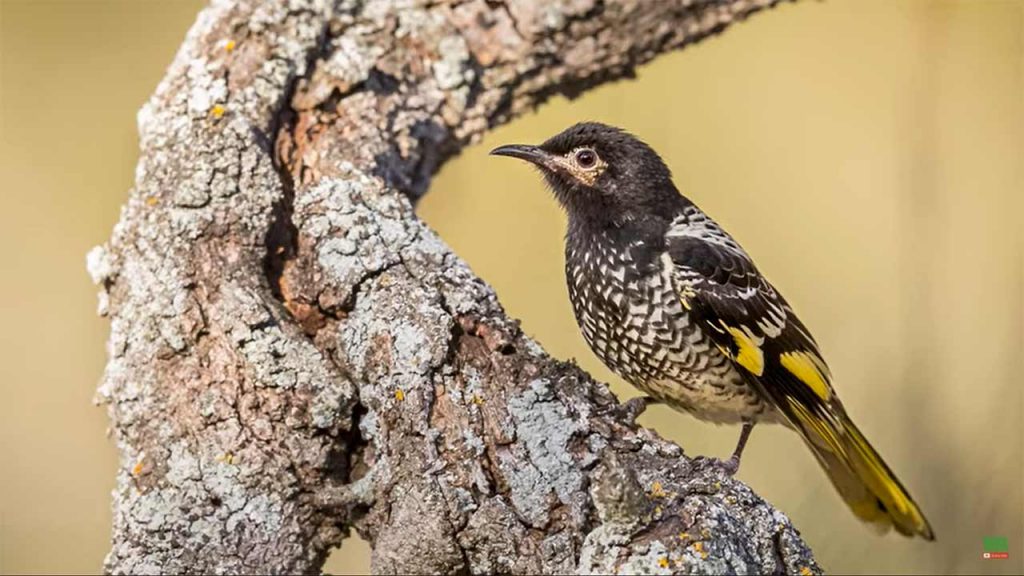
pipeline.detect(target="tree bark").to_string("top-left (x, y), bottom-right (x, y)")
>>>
top-left (88, 0), bottom-right (820, 574)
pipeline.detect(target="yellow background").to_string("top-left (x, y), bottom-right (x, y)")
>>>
top-left (1, 1), bottom-right (1021, 574)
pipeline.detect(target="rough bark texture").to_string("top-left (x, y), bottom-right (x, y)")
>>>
top-left (88, 0), bottom-right (821, 574)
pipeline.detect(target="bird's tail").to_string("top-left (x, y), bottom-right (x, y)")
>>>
top-left (786, 402), bottom-right (935, 540)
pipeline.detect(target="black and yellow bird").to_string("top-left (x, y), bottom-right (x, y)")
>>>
top-left (491, 122), bottom-right (933, 539)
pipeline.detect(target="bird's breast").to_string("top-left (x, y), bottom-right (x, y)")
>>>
top-left (564, 238), bottom-right (768, 423)
top-left (565, 240), bottom-right (703, 381)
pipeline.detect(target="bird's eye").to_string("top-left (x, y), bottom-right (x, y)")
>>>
top-left (574, 148), bottom-right (598, 169)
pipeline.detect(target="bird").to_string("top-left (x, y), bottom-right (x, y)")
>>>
top-left (490, 122), bottom-right (934, 540)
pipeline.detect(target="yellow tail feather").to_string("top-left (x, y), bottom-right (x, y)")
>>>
top-left (787, 401), bottom-right (934, 540)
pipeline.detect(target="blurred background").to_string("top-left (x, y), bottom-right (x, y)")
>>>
top-left (1, 0), bottom-right (1021, 574)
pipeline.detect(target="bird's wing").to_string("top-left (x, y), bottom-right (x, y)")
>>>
top-left (665, 227), bottom-right (934, 539)
top-left (665, 231), bottom-right (833, 405)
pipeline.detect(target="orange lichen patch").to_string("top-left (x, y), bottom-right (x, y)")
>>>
top-left (131, 459), bottom-right (144, 476)
top-left (215, 453), bottom-right (235, 465)
top-left (145, 196), bottom-right (159, 206)
top-left (395, 389), bottom-right (405, 401)
top-left (650, 481), bottom-right (667, 498)
top-left (210, 104), bottom-right (226, 119)
top-left (691, 541), bottom-right (708, 559)
top-left (800, 567), bottom-right (814, 576)
top-left (470, 393), bottom-right (483, 405)
top-left (224, 39), bottom-right (236, 52)
top-left (657, 557), bottom-right (669, 569)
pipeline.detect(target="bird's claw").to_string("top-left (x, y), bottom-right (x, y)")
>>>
top-left (622, 396), bottom-right (657, 423)
top-left (693, 455), bottom-right (741, 476)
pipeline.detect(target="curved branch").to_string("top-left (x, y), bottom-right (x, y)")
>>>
top-left (89, 0), bottom-right (818, 574)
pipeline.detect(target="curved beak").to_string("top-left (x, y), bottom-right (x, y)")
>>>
top-left (489, 144), bottom-right (552, 169)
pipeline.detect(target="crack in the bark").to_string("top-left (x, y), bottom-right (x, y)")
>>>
top-left (251, 5), bottom-right (386, 563)
top-left (264, 6), bottom-right (339, 305)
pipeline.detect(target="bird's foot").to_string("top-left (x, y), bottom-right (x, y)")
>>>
top-left (697, 423), bottom-right (753, 476)
top-left (693, 455), bottom-right (742, 476)
top-left (622, 396), bottom-right (660, 423)
top-left (716, 454), bottom-right (742, 476)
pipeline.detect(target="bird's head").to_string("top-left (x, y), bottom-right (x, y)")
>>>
top-left (490, 122), bottom-right (683, 226)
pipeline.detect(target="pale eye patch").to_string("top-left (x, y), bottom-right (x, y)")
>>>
top-left (560, 146), bottom-right (607, 186)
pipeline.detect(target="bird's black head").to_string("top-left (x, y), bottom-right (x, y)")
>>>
top-left (490, 122), bottom-right (686, 227)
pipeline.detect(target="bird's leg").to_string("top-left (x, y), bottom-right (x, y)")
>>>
top-left (717, 422), bottom-right (755, 476)
top-left (623, 396), bottom-right (661, 423)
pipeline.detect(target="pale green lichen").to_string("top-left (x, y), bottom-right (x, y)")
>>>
top-left (502, 378), bottom-right (589, 528)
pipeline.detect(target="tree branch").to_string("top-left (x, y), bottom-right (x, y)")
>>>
top-left (89, 0), bottom-right (819, 573)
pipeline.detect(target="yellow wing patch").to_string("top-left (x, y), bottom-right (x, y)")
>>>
top-left (722, 324), bottom-right (765, 376)
top-left (780, 350), bottom-right (831, 401)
